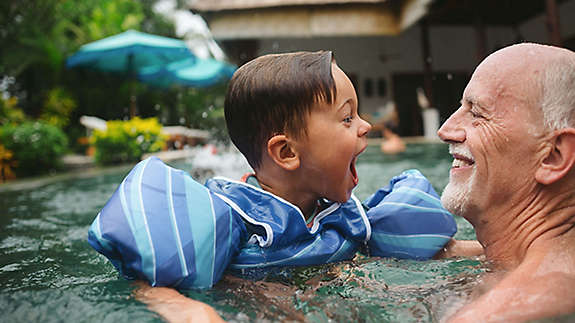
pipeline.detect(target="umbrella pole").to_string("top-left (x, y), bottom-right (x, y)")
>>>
top-left (128, 53), bottom-right (137, 118)
top-left (130, 90), bottom-right (137, 118)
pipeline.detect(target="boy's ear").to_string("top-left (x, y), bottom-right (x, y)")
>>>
top-left (267, 134), bottom-right (300, 171)
top-left (535, 129), bottom-right (575, 185)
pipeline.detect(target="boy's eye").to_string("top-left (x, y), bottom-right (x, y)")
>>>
top-left (343, 116), bottom-right (353, 123)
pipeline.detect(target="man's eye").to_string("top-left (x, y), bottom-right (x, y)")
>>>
top-left (470, 110), bottom-right (482, 118)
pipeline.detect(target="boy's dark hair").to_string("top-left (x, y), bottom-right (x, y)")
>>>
top-left (225, 50), bottom-right (336, 170)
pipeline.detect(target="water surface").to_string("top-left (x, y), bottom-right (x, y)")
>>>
top-left (0, 143), bottom-right (483, 322)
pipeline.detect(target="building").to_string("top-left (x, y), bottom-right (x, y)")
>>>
top-left (188, 0), bottom-right (575, 136)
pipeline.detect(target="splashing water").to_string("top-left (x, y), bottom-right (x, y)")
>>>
top-left (185, 144), bottom-right (252, 181)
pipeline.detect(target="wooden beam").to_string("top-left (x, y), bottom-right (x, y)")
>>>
top-left (473, 6), bottom-right (487, 63)
top-left (545, 0), bottom-right (562, 46)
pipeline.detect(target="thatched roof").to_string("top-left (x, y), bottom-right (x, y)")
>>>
top-left (187, 0), bottom-right (431, 39)
top-left (189, 0), bottom-right (389, 12)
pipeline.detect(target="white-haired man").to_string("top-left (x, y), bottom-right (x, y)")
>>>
top-left (438, 43), bottom-right (575, 322)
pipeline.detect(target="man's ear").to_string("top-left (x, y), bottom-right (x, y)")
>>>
top-left (266, 134), bottom-right (300, 171)
top-left (535, 129), bottom-right (575, 185)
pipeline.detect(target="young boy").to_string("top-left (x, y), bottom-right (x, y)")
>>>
top-left (88, 51), bottom-right (461, 292)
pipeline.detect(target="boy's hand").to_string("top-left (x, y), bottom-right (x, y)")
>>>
top-left (133, 281), bottom-right (225, 323)
top-left (433, 238), bottom-right (484, 259)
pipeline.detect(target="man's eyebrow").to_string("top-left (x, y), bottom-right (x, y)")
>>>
top-left (460, 97), bottom-right (474, 106)
top-left (461, 97), bottom-right (486, 110)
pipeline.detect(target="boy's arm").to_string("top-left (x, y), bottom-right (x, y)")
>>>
top-left (363, 169), bottom-right (458, 259)
top-left (88, 157), bottom-right (246, 289)
top-left (134, 281), bottom-right (225, 323)
top-left (433, 238), bottom-right (484, 259)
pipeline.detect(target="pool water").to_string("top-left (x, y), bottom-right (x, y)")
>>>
top-left (0, 143), bottom-right (483, 322)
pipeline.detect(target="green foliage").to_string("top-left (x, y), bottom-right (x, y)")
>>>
top-left (60, 0), bottom-right (144, 47)
top-left (40, 87), bottom-right (77, 128)
top-left (91, 117), bottom-right (167, 165)
top-left (0, 0), bottom-right (231, 170)
top-left (0, 96), bottom-right (26, 125)
top-left (0, 121), bottom-right (68, 176)
top-left (0, 0), bottom-right (176, 119)
top-left (0, 0), bottom-right (145, 79)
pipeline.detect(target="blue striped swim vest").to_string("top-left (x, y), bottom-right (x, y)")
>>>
top-left (88, 156), bottom-right (456, 289)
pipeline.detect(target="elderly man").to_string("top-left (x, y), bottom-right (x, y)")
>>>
top-left (438, 43), bottom-right (575, 322)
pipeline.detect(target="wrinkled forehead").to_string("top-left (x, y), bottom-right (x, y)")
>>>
top-left (464, 48), bottom-right (542, 114)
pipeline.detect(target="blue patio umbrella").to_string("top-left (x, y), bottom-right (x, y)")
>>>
top-left (66, 30), bottom-right (195, 116)
top-left (138, 57), bottom-right (236, 88)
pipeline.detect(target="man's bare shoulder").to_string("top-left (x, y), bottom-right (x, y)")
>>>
top-left (448, 271), bottom-right (575, 322)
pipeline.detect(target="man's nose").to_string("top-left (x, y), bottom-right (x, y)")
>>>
top-left (358, 117), bottom-right (372, 137)
top-left (437, 108), bottom-right (466, 143)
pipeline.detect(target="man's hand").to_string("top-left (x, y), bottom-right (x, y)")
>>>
top-left (434, 239), bottom-right (484, 259)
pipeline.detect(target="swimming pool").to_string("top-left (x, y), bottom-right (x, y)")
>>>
top-left (0, 142), bottom-right (483, 322)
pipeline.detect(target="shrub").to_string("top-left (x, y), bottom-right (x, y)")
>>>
top-left (0, 121), bottom-right (68, 176)
top-left (0, 96), bottom-right (26, 126)
top-left (40, 87), bottom-right (77, 128)
top-left (0, 144), bottom-right (17, 181)
top-left (91, 117), bottom-right (167, 165)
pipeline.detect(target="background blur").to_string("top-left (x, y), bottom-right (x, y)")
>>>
top-left (1, 0), bottom-right (574, 179)
top-left (195, 0), bottom-right (575, 136)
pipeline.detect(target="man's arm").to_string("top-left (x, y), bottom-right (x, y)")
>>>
top-left (134, 281), bottom-right (225, 323)
top-left (434, 238), bottom-right (484, 259)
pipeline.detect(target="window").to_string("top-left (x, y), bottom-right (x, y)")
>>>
top-left (364, 78), bottom-right (373, 97)
top-left (377, 78), bottom-right (387, 97)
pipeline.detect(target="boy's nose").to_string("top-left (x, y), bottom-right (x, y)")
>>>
top-left (358, 117), bottom-right (372, 137)
top-left (437, 107), bottom-right (466, 143)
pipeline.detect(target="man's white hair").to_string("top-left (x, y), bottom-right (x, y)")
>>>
top-left (540, 51), bottom-right (575, 130)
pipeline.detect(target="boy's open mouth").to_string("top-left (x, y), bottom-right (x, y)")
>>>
top-left (350, 157), bottom-right (358, 185)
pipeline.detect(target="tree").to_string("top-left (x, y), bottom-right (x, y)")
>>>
top-left (0, 0), bottom-right (175, 119)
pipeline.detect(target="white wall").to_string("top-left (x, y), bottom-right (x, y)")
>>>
top-left (258, 32), bottom-right (418, 115)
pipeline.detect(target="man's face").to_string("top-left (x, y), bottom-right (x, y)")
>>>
top-left (294, 63), bottom-right (372, 203)
top-left (437, 49), bottom-right (547, 222)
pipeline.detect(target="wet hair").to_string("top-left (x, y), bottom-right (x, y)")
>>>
top-left (540, 49), bottom-right (575, 130)
top-left (224, 51), bottom-right (336, 170)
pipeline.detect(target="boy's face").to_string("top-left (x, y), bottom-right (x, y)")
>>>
top-left (293, 63), bottom-right (372, 203)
